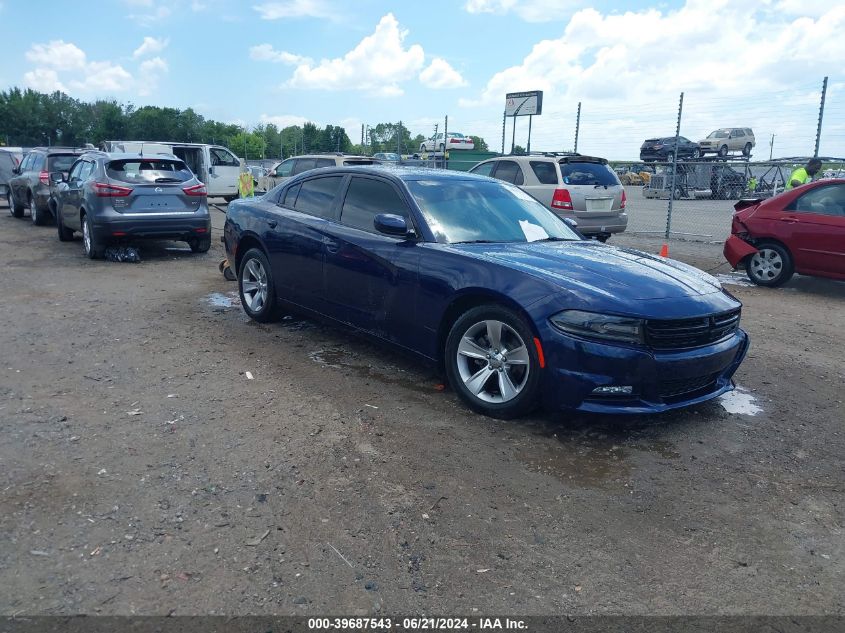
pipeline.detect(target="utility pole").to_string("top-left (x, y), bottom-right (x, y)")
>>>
top-left (574, 102), bottom-right (581, 153)
top-left (361, 124), bottom-right (365, 148)
top-left (769, 134), bottom-right (775, 161)
top-left (814, 76), bottom-right (827, 158)
top-left (397, 120), bottom-right (402, 154)
top-left (443, 115), bottom-right (448, 166)
top-left (501, 111), bottom-right (506, 155)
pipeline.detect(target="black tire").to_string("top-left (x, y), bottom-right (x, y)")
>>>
top-left (9, 187), bottom-right (25, 218)
top-left (444, 304), bottom-right (542, 419)
top-left (189, 236), bottom-right (211, 253)
top-left (718, 145), bottom-right (729, 158)
top-left (672, 185), bottom-right (684, 200)
top-left (82, 213), bottom-right (104, 259)
top-left (743, 142), bottom-right (752, 156)
top-left (238, 248), bottom-right (280, 323)
top-left (595, 234), bottom-right (610, 243)
top-left (56, 206), bottom-right (73, 241)
top-left (745, 241), bottom-right (794, 287)
top-left (30, 194), bottom-right (48, 226)
top-left (692, 148), bottom-right (701, 159)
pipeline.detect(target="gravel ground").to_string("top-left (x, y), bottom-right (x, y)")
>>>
top-left (0, 203), bottom-right (842, 616)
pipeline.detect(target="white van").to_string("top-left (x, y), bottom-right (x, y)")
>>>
top-left (102, 141), bottom-right (243, 200)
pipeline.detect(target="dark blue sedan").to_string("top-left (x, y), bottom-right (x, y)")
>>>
top-left (224, 166), bottom-right (748, 419)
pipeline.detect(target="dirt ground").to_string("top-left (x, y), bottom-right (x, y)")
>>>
top-left (0, 203), bottom-right (842, 617)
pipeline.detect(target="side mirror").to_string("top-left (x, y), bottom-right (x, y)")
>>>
top-left (374, 213), bottom-right (413, 237)
top-left (49, 172), bottom-right (64, 184)
top-left (11, 167), bottom-right (20, 175)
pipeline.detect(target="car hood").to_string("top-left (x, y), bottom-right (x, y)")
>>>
top-left (449, 241), bottom-right (723, 301)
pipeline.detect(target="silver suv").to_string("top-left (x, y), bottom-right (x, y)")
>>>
top-left (259, 153), bottom-right (379, 191)
top-left (697, 128), bottom-right (755, 157)
top-left (469, 153), bottom-right (627, 240)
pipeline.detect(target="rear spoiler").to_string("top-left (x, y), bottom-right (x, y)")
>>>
top-left (734, 198), bottom-right (763, 211)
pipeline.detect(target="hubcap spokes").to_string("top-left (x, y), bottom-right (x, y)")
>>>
top-left (456, 319), bottom-right (530, 404)
top-left (242, 259), bottom-right (268, 312)
top-left (750, 249), bottom-right (782, 280)
top-left (83, 220), bottom-right (91, 253)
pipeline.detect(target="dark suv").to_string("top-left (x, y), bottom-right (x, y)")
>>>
top-left (53, 152), bottom-right (211, 259)
top-left (8, 147), bottom-right (86, 224)
top-left (639, 137), bottom-right (701, 162)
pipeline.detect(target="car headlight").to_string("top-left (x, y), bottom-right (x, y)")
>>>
top-left (550, 310), bottom-right (644, 344)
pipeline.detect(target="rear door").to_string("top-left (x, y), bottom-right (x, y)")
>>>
top-left (10, 153), bottom-right (34, 200)
top-left (523, 160), bottom-right (559, 207)
top-left (265, 174), bottom-right (345, 310)
top-left (208, 147), bottom-right (240, 197)
top-left (322, 175), bottom-right (420, 345)
top-left (490, 160), bottom-right (525, 186)
top-left (784, 183), bottom-right (845, 275)
top-left (61, 159), bottom-right (94, 230)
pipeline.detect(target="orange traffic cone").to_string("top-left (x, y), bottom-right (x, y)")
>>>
top-left (659, 243), bottom-right (669, 257)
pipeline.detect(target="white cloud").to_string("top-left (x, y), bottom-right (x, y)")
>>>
top-left (133, 36), bottom-right (169, 59)
top-left (127, 0), bottom-right (172, 24)
top-left (23, 68), bottom-right (68, 93)
top-left (259, 113), bottom-right (312, 128)
top-left (250, 44), bottom-right (312, 66)
top-left (137, 57), bottom-right (169, 96)
top-left (286, 13), bottom-right (425, 97)
top-left (253, 0), bottom-right (337, 20)
top-left (25, 40), bottom-right (87, 71)
top-left (465, 0), bottom-right (580, 22)
top-left (420, 58), bottom-right (467, 89)
top-left (459, 0), bottom-right (845, 157)
top-left (24, 40), bottom-right (134, 96)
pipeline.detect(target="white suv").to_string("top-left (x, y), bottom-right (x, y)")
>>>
top-left (469, 153), bottom-right (627, 241)
top-left (258, 153), bottom-right (378, 191)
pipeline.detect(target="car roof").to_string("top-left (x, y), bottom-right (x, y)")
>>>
top-left (289, 165), bottom-right (495, 183)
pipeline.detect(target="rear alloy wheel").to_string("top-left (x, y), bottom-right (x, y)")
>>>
top-left (189, 236), bottom-right (211, 253)
top-left (445, 305), bottom-right (541, 419)
top-left (9, 188), bottom-right (25, 218)
top-left (31, 195), bottom-right (47, 225)
top-left (82, 214), bottom-right (104, 259)
top-left (746, 242), bottom-right (794, 287)
top-left (238, 248), bottom-right (279, 323)
top-left (719, 145), bottom-right (729, 157)
top-left (743, 142), bottom-right (752, 156)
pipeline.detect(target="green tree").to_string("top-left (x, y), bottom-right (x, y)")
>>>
top-left (469, 135), bottom-right (489, 152)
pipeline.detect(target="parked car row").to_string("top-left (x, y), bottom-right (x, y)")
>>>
top-left (6, 147), bottom-right (211, 258)
top-left (639, 128), bottom-right (756, 162)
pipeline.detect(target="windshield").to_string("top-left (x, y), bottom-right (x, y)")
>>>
top-left (106, 159), bottom-right (193, 184)
top-left (708, 130), bottom-right (729, 138)
top-left (407, 179), bottom-right (581, 244)
top-left (560, 162), bottom-right (620, 186)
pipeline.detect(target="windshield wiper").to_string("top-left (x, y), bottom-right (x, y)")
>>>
top-left (534, 236), bottom-right (573, 242)
top-left (453, 239), bottom-right (500, 244)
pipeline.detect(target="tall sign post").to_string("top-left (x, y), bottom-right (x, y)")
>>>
top-left (505, 91), bottom-right (543, 154)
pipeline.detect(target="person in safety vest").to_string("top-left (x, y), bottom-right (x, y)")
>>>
top-left (785, 158), bottom-right (822, 190)
top-left (238, 171), bottom-right (255, 198)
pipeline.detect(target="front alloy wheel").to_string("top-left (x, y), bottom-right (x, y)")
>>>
top-left (445, 305), bottom-right (541, 419)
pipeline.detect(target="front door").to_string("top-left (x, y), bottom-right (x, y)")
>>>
top-left (786, 183), bottom-right (845, 275)
top-left (208, 147), bottom-right (240, 197)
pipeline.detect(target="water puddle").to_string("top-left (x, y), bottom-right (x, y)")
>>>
top-left (718, 386), bottom-right (762, 415)
top-left (308, 347), bottom-right (435, 395)
top-left (716, 272), bottom-right (755, 287)
top-left (204, 292), bottom-right (239, 308)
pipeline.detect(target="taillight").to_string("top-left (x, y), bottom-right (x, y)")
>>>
top-left (94, 182), bottom-right (132, 197)
top-left (39, 171), bottom-right (49, 185)
top-left (621, 189), bottom-right (627, 209)
top-left (552, 188), bottom-right (573, 210)
top-left (183, 183), bottom-right (207, 197)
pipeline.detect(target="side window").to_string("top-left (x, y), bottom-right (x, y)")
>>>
top-left (793, 185), bottom-right (845, 217)
top-left (492, 160), bottom-right (524, 186)
top-left (211, 148), bottom-right (239, 167)
top-left (315, 158), bottom-right (335, 168)
top-left (292, 158), bottom-right (316, 175)
top-left (469, 162), bottom-right (495, 177)
top-left (274, 160), bottom-right (294, 177)
top-left (32, 153), bottom-right (46, 171)
top-left (340, 177), bottom-right (411, 233)
top-left (281, 183), bottom-right (301, 207)
top-left (67, 160), bottom-right (85, 182)
top-left (78, 161), bottom-right (96, 182)
top-left (734, 129), bottom-right (745, 138)
top-left (530, 161), bottom-right (558, 185)
top-left (294, 176), bottom-right (343, 219)
top-left (20, 154), bottom-right (34, 172)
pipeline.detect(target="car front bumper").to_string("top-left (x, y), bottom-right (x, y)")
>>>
top-left (538, 322), bottom-right (750, 414)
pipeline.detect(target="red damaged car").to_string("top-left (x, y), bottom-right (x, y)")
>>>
top-left (723, 179), bottom-right (845, 286)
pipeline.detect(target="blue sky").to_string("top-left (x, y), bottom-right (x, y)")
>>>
top-left (1, 0), bottom-right (843, 159)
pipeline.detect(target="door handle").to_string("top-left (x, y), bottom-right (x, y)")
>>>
top-left (324, 239), bottom-right (340, 254)
top-left (267, 220), bottom-right (277, 229)
top-left (779, 217), bottom-right (798, 223)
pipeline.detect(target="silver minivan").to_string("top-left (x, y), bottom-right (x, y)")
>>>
top-left (469, 154), bottom-right (627, 241)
